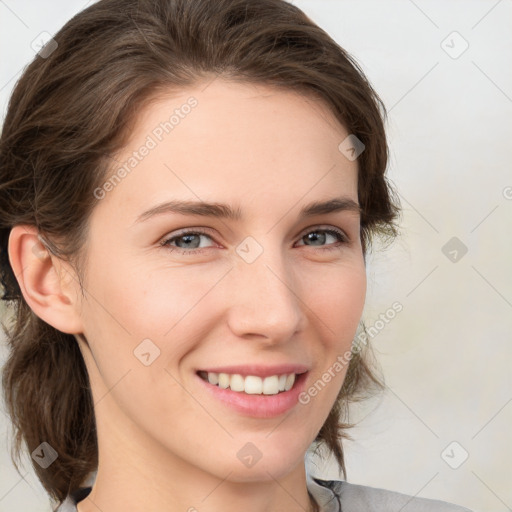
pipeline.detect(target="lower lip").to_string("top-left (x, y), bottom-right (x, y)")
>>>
top-left (196, 372), bottom-right (308, 418)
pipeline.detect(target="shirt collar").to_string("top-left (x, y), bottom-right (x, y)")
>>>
top-left (306, 468), bottom-right (342, 512)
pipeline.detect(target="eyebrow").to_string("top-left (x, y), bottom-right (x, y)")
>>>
top-left (134, 197), bottom-right (361, 224)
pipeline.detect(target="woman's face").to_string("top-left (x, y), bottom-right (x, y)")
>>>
top-left (73, 78), bottom-right (366, 485)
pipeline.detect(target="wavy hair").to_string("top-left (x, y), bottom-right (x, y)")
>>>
top-left (0, 0), bottom-right (401, 509)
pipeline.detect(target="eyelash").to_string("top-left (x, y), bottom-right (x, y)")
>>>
top-left (159, 226), bottom-right (350, 256)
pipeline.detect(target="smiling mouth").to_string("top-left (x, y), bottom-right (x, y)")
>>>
top-left (197, 370), bottom-right (299, 395)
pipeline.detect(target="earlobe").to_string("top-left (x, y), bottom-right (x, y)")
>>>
top-left (7, 225), bottom-right (84, 334)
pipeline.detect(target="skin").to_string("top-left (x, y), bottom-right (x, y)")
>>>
top-left (9, 78), bottom-right (366, 512)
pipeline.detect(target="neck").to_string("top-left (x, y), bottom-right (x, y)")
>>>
top-left (77, 463), bottom-right (315, 512)
top-left (76, 413), bottom-right (314, 512)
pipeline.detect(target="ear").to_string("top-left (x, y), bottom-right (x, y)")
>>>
top-left (8, 225), bottom-right (84, 334)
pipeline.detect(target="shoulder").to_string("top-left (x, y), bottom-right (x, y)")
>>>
top-left (58, 479), bottom-right (474, 512)
top-left (310, 477), bottom-right (474, 512)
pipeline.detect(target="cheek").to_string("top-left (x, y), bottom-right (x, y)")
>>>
top-left (84, 253), bottom-right (366, 363)
top-left (81, 259), bottom-right (229, 380)
top-left (298, 260), bottom-right (366, 408)
top-left (85, 247), bottom-right (219, 331)
top-left (304, 259), bottom-right (366, 337)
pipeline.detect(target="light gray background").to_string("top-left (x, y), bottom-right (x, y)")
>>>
top-left (1, 1), bottom-right (511, 511)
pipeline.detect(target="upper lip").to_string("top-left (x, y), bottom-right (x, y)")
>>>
top-left (197, 364), bottom-right (309, 378)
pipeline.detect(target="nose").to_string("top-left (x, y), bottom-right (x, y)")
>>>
top-left (226, 248), bottom-right (305, 343)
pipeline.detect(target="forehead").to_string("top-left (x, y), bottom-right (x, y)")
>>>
top-left (97, 79), bottom-right (359, 222)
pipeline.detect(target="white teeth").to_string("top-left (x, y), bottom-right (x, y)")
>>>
top-left (201, 372), bottom-right (296, 395)
top-left (244, 375), bottom-right (262, 394)
top-left (218, 373), bottom-right (230, 389)
top-left (262, 375), bottom-right (279, 395)
top-left (230, 374), bottom-right (245, 392)
top-left (284, 373), bottom-right (295, 391)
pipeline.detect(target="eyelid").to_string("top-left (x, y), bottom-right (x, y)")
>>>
top-left (158, 227), bottom-right (217, 248)
top-left (297, 224), bottom-right (349, 241)
top-left (159, 224), bottom-right (351, 253)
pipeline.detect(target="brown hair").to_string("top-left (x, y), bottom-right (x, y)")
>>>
top-left (0, 0), bottom-right (400, 509)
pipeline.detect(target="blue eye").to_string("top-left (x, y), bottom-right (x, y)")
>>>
top-left (296, 228), bottom-right (349, 250)
top-left (161, 229), bottom-right (214, 253)
top-left (160, 226), bottom-right (349, 255)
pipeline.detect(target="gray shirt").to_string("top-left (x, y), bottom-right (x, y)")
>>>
top-left (55, 473), bottom-right (473, 511)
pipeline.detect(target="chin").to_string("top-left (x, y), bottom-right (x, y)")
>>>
top-left (220, 437), bottom-right (307, 483)
top-left (221, 462), bottom-right (296, 483)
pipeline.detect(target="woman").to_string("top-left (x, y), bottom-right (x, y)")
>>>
top-left (0, 1), bottom-right (473, 511)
